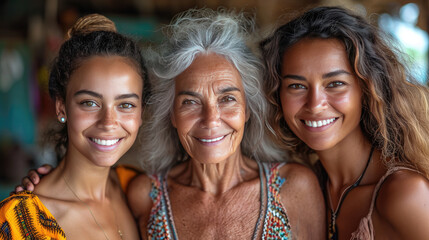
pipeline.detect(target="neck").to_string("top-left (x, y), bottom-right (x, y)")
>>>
top-left (318, 133), bottom-right (372, 190)
top-left (184, 152), bottom-right (258, 195)
top-left (59, 152), bottom-right (113, 202)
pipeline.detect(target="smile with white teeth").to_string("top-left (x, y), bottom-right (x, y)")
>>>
top-left (91, 138), bottom-right (120, 146)
top-left (198, 135), bottom-right (225, 143)
top-left (304, 118), bottom-right (336, 128)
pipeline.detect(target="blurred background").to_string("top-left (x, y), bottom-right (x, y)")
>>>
top-left (0, 0), bottom-right (428, 198)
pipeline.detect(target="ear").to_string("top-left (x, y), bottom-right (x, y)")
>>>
top-left (245, 108), bottom-right (250, 122)
top-left (55, 98), bottom-right (67, 122)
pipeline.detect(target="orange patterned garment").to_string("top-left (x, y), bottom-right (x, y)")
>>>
top-left (0, 191), bottom-right (66, 239)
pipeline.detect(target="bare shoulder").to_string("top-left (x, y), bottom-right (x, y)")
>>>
top-left (127, 173), bottom-right (153, 219)
top-left (376, 169), bottom-right (429, 238)
top-left (277, 162), bottom-right (322, 204)
top-left (279, 162), bottom-right (320, 190)
top-left (377, 169), bottom-right (429, 212)
top-left (278, 163), bottom-right (326, 239)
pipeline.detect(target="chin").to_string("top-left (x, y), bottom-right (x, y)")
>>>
top-left (304, 142), bottom-right (335, 152)
top-left (90, 156), bottom-right (122, 168)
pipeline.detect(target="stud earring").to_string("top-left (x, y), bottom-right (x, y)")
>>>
top-left (60, 117), bottom-right (66, 123)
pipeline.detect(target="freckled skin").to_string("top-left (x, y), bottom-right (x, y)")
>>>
top-left (62, 56), bottom-right (143, 167)
top-left (171, 53), bottom-right (248, 165)
top-left (32, 56), bottom-right (142, 240)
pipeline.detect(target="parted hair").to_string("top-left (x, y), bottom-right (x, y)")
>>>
top-left (261, 6), bottom-right (429, 176)
top-left (49, 13), bottom-right (148, 160)
top-left (141, 8), bottom-right (286, 174)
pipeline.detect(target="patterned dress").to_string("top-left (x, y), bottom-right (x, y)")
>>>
top-left (0, 191), bottom-right (66, 240)
top-left (146, 162), bottom-right (292, 240)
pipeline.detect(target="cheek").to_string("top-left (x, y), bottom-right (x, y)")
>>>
top-left (332, 92), bottom-right (362, 119)
top-left (67, 110), bottom-right (96, 132)
top-left (121, 113), bottom-right (142, 133)
top-left (222, 106), bottom-right (246, 130)
top-left (280, 93), bottom-right (301, 123)
top-left (173, 111), bottom-right (198, 136)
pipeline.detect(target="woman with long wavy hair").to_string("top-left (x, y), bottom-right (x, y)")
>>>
top-left (261, 6), bottom-right (429, 239)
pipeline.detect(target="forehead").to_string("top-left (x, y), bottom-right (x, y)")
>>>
top-left (281, 38), bottom-right (352, 74)
top-left (175, 53), bottom-right (243, 90)
top-left (67, 56), bottom-right (143, 93)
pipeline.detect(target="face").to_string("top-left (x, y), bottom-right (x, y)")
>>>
top-left (171, 53), bottom-right (248, 164)
top-left (280, 38), bottom-right (362, 151)
top-left (57, 56), bottom-right (143, 167)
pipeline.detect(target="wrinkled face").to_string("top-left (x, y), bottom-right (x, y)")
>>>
top-left (171, 53), bottom-right (248, 164)
top-left (280, 38), bottom-right (362, 151)
top-left (57, 56), bottom-right (143, 166)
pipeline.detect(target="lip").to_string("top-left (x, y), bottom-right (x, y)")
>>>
top-left (195, 134), bottom-right (228, 145)
top-left (88, 137), bottom-right (123, 151)
top-left (300, 117), bottom-right (338, 131)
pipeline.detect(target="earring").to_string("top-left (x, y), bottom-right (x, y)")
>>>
top-left (60, 117), bottom-right (66, 123)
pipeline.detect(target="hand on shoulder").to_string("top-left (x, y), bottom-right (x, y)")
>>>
top-left (376, 169), bottom-right (429, 239)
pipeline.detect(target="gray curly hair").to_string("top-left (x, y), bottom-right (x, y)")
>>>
top-left (140, 8), bottom-right (286, 174)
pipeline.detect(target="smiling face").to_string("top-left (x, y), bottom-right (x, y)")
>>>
top-left (57, 56), bottom-right (143, 167)
top-left (171, 53), bottom-right (248, 164)
top-left (280, 38), bottom-right (363, 151)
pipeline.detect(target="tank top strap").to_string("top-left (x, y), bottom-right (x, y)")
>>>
top-left (366, 166), bottom-right (420, 217)
top-left (147, 173), bottom-right (175, 240)
top-left (351, 166), bottom-right (420, 239)
top-left (260, 161), bottom-right (292, 239)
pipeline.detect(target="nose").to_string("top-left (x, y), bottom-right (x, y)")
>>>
top-left (97, 107), bottom-right (118, 130)
top-left (306, 87), bottom-right (328, 113)
top-left (201, 103), bottom-right (221, 129)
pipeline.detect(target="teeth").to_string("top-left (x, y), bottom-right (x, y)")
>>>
top-left (199, 136), bottom-right (225, 143)
top-left (91, 138), bottom-right (119, 146)
top-left (305, 118), bottom-right (336, 128)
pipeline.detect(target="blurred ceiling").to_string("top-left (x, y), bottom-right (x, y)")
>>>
top-left (0, 0), bottom-right (427, 38)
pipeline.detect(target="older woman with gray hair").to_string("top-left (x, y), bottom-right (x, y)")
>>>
top-left (127, 9), bottom-right (325, 239)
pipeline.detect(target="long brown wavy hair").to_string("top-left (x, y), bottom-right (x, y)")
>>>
top-left (260, 6), bottom-right (429, 177)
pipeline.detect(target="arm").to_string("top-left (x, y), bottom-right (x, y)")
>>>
top-left (279, 163), bottom-right (326, 240)
top-left (375, 170), bottom-right (429, 239)
top-left (127, 174), bottom-right (153, 239)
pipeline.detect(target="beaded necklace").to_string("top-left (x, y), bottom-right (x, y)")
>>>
top-left (327, 146), bottom-right (374, 240)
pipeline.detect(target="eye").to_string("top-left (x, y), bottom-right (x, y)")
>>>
top-left (288, 83), bottom-right (306, 89)
top-left (220, 96), bottom-right (236, 103)
top-left (119, 103), bottom-right (135, 109)
top-left (81, 100), bottom-right (98, 107)
top-left (327, 81), bottom-right (346, 88)
top-left (182, 99), bottom-right (197, 105)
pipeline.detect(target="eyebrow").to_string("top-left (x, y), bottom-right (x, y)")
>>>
top-left (178, 87), bottom-right (241, 97)
top-left (74, 90), bottom-right (139, 100)
top-left (218, 86), bottom-right (241, 94)
top-left (74, 90), bottom-right (102, 98)
top-left (283, 70), bottom-right (351, 80)
top-left (283, 74), bottom-right (306, 81)
top-left (322, 70), bottom-right (351, 79)
top-left (114, 93), bottom-right (140, 100)
top-left (178, 91), bottom-right (201, 98)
